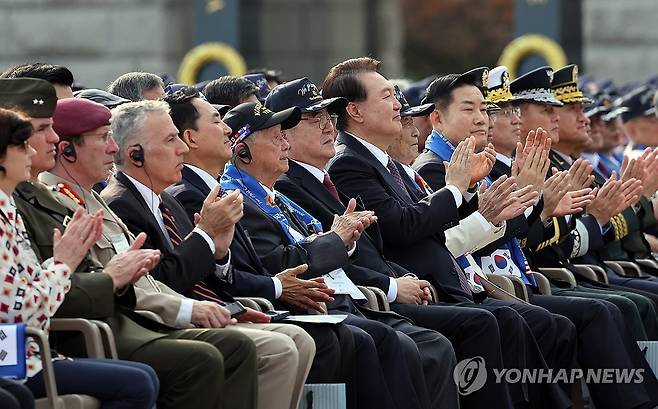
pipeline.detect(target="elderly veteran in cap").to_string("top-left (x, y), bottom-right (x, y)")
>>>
top-left (0, 78), bottom-right (162, 409)
top-left (388, 85), bottom-right (434, 170)
top-left (268, 77), bottom-right (463, 409)
top-left (221, 100), bottom-right (436, 409)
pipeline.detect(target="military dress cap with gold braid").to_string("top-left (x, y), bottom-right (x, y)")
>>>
top-left (510, 66), bottom-right (563, 106)
top-left (0, 78), bottom-right (57, 118)
top-left (422, 66), bottom-right (490, 104)
top-left (550, 64), bottom-right (593, 104)
top-left (486, 66), bottom-right (516, 104)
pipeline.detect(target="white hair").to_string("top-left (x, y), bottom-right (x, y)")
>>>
top-left (111, 100), bottom-right (170, 166)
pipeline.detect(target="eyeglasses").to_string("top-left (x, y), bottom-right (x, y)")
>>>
top-left (85, 130), bottom-right (113, 143)
top-left (301, 113), bottom-right (338, 130)
top-left (500, 107), bottom-right (521, 119)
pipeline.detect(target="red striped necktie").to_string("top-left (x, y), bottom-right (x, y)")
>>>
top-left (159, 202), bottom-right (183, 246)
top-left (159, 201), bottom-right (225, 302)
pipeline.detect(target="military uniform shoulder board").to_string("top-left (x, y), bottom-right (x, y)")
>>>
top-left (55, 182), bottom-right (84, 206)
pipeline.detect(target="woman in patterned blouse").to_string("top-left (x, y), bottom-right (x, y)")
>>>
top-left (0, 108), bottom-right (159, 409)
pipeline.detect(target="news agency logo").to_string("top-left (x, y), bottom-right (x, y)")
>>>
top-left (453, 356), bottom-right (646, 395)
top-left (453, 356), bottom-right (487, 395)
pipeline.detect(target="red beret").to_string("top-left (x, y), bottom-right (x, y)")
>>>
top-left (53, 98), bottom-right (111, 138)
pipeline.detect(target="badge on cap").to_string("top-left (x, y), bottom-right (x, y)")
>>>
top-left (502, 71), bottom-right (510, 90)
top-left (481, 69), bottom-right (489, 88)
top-left (253, 102), bottom-right (272, 116)
top-left (547, 70), bottom-right (554, 83)
top-left (572, 66), bottom-right (579, 83)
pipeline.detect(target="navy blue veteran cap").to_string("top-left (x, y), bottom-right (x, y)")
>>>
top-left (264, 77), bottom-right (347, 114)
top-left (423, 67), bottom-right (489, 104)
top-left (617, 85), bottom-right (657, 123)
top-left (551, 64), bottom-right (592, 105)
top-left (510, 66), bottom-right (563, 106)
top-left (242, 73), bottom-right (270, 102)
top-left (393, 85), bottom-right (434, 117)
top-left (0, 78), bottom-right (57, 118)
top-left (74, 88), bottom-right (130, 109)
top-left (223, 101), bottom-right (301, 146)
top-left (404, 76), bottom-right (436, 107)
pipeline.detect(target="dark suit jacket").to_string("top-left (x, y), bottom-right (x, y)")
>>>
top-left (14, 181), bottom-right (170, 358)
top-left (275, 160), bottom-right (404, 292)
top-left (328, 131), bottom-right (470, 302)
top-left (166, 166), bottom-right (277, 300)
top-left (101, 171), bottom-right (218, 297)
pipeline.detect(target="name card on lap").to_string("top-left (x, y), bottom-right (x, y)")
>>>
top-left (0, 323), bottom-right (26, 379)
top-left (323, 269), bottom-right (366, 300)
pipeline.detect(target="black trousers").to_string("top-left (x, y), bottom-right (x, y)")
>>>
top-left (392, 302), bottom-right (514, 409)
top-left (375, 312), bottom-right (459, 409)
top-left (0, 379), bottom-right (33, 409)
top-left (527, 292), bottom-right (658, 409)
top-left (473, 298), bottom-right (573, 409)
top-left (343, 314), bottom-right (425, 409)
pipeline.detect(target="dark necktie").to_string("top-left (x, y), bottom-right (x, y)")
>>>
top-left (386, 157), bottom-right (409, 194)
top-left (274, 195), bottom-right (312, 236)
top-left (323, 173), bottom-right (340, 201)
top-left (159, 202), bottom-right (183, 247)
top-left (452, 257), bottom-right (473, 295)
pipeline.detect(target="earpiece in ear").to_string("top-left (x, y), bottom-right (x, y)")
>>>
top-left (129, 144), bottom-right (145, 168)
top-left (234, 142), bottom-right (252, 164)
top-left (61, 142), bottom-right (77, 163)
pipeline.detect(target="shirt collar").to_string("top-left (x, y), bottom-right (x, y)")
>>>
top-left (552, 149), bottom-right (574, 165)
top-left (495, 152), bottom-right (512, 167)
top-left (185, 164), bottom-right (219, 191)
top-left (400, 162), bottom-right (416, 181)
top-left (346, 131), bottom-right (390, 168)
top-left (293, 160), bottom-right (326, 184)
top-left (123, 172), bottom-right (161, 216)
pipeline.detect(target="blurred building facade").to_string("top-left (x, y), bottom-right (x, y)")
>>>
top-left (0, 0), bottom-right (656, 87)
top-left (0, 0), bottom-right (401, 88)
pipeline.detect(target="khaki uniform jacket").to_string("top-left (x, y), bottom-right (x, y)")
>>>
top-left (38, 172), bottom-right (193, 329)
top-left (14, 179), bottom-right (182, 357)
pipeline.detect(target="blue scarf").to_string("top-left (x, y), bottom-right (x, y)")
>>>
top-left (426, 130), bottom-right (537, 287)
top-left (220, 163), bottom-right (322, 244)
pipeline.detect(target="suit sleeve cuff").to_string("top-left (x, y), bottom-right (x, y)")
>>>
top-left (272, 276), bottom-right (283, 299)
top-left (387, 277), bottom-right (397, 302)
top-left (347, 242), bottom-right (357, 257)
top-left (214, 250), bottom-right (231, 279)
top-left (445, 185), bottom-right (463, 208)
top-left (175, 298), bottom-right (194, 327)
top-left (472, 211), bottom-right (493, 231)
top-left (193, 227), bottom-right (215, 254)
